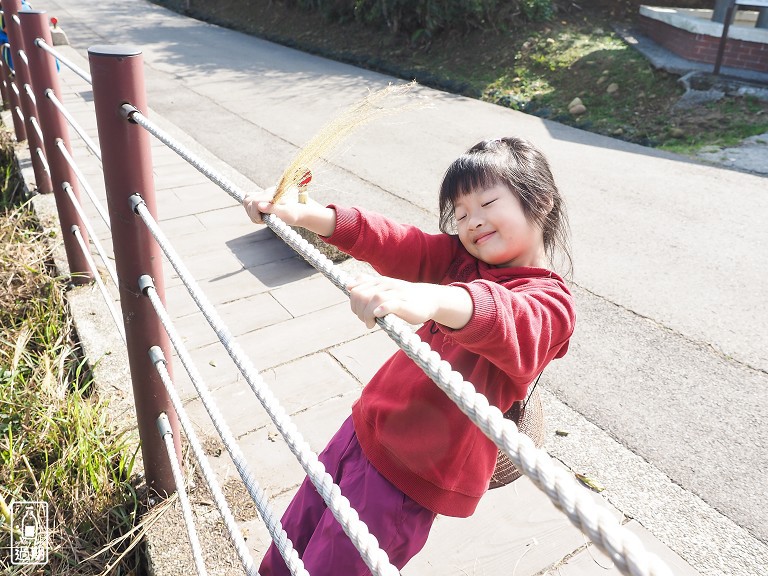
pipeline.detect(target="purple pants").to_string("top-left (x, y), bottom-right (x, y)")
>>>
top-left (259, 417), bottom-right (437, 576)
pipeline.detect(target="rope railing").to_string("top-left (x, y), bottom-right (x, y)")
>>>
top-left (57, 141), bottom-right (110, 229)
top-left (156, 412), bottom-right (208, 576)
top-left (70, 224), bottom-right (125, 343)
top-left (63, 181), bottom-right (117, 287)
top-left (7, 16), bottom-right (225, 576)
top-left (264, 214), bottom-right (674, 576)
top-left (126, 108), bottom-right (246, 204)
top-left (28, 113), bottom-right (44, 144)
top-left (142, 281), bottom-right (301, 575)
top-left (34, 37), bottom-right (92, 85)
top-left (47, 89), bottom-right (103, 162)
top-left (35, 147), bottom-right (49, 176)
top-left (131, 195), bottom-right (400, 576)
top-left (148, 344), bottom-right (261, 576)
top-left (2, 12), bottom-right (681, 573)
top-left (22, 80), bottom-right (35, 105)
top-left (126, 100), bottom-right (675, 576)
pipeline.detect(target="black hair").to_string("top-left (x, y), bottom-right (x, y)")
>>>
top-left (438, 137), bottom-right (572, 277)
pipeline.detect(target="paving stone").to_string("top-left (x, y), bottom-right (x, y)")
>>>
top-left (235, 302), bottom-right (370, 370)
top-left (171, 291), bottom-right (292, 350)
top-left (554, 519), bottom-right (701, 575)
top-left (270, 273), bottom-right (348, 317)
top-left (329, 329), bottom-right (399, 385)
top-left (182, 352), bottom-right (361, 441)
top-left (404, 469), bottom-right (623, 576)
top-left (237, 391), bottom-right (360, 495)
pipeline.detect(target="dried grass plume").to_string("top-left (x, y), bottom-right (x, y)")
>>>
top-left (271, 81), bottom-right (424, 204)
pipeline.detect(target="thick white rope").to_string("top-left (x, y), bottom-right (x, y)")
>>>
top-left (34, 38), bottom-right (92, 85)
top-left (34, 147), bottom-right (49, 176)
top-left (57, 141), bottom-right (110, 230)
top-left (47, 89), bottom-right (103, 162)
top-left (128, 106), bottom-right (674, 576)
top-left (132, 197), bottom-right (399, 576)
top-left (142, 282), bottom-right (300, 576)
top-left (149, 346), bottom-right (260, 576)
top-left (70, 225), bottom-right (125, 343)
top-left (156, 412), bottom-right (209, 576)
top-left (264, 214), bottom-right (674, 576)
top-left (127, 109), bottom-right (246, 204)
top-left (63, 181), bottom-right (117, 287)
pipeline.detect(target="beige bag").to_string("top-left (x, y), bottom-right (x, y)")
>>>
top-left (488, 383), bottom-right (545, 489)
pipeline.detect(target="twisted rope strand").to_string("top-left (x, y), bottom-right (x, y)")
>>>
top-left (148, 345), bottom-right (260, 576)
top-left (127, 106), bottom-right (673, 576)
top-left (47, 89), bottom-right (103, 162)
top-left (143, 283), bottom-right (300, 576)
top-left (132, 198), bottom-right (399, 576)
top-left (70, 225), bottom-right (125, 342)
top-left (264, 214), bottom-right (675, 576)
top-left (34, 38), bottom-right (93, 84)
top-left (63, 181), bottom-right (117, 286)
top-left (156, 412), bottom-right (209, 576)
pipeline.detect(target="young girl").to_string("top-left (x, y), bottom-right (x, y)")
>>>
top-left (244, 136), bottom-right (576, 576)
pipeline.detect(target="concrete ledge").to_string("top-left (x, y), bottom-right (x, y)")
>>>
top-left (640, 6), bottom-right (768, 42)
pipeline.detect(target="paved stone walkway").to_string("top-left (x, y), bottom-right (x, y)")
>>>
top-left (13, 37), bottom-right (705, 576)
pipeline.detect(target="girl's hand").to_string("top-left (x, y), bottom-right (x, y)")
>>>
top-left (243, 186), bottom-right (304, 226)
top-left (347, 275), bottom-right (474, 330)
top-left (243, 187), bottom-right (337, 236)
top-left (347, 275), bottom-right (440, 329)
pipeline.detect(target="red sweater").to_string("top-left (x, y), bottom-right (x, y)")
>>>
top-left (326, 206), bottom-right (576, 517)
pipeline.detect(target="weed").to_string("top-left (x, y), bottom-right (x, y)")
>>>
top-left (0, 152), bottom-right (145, 574)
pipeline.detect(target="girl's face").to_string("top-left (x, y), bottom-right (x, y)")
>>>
top-left (453, 184), bottom-right (546, 268)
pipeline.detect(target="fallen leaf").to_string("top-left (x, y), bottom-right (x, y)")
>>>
top-left (575, 473), bottom-right (605, 493)
top-left (555, 429), bottom-right (569, 436)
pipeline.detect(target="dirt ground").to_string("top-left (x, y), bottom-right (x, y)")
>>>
top-left (150, 0), bottom-right (767, 152)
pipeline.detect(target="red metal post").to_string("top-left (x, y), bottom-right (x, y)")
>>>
top-left (88, 45), bottom-right (181, 497)
top-left (0, 53), bottom-right (10, 108)
top-left (3, 1), bottom-right (52, 193)
top-left (19, 10), bottom-right (91, 282)
top-left (0, 6), bottom-right (26, 140)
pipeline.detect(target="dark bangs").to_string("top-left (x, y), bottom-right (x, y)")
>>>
top-left (438, 144), bottom-right (509, 233)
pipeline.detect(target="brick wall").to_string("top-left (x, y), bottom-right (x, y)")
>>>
top-left (639, 15), bottom-right (768, 73)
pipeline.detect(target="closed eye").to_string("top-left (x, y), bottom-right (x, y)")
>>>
top-left (481, 199), bottom-right (497, 207)
top-left (456, 214), bottom-right (466, 221)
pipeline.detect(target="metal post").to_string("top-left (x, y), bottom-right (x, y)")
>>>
top-left (0, 50), bottom-right (10, 108)
top-left (712, 0), bottom-right (735, 23)
top-left (88, 44), bottom-right (180, 497)
top-left (19, 10), bottom-right (91, 282)
top-left (0, 7), bottom-right (26, 140)
top-left (758, 7), bottom-right (768, 28)
top-left (714, 4), bottom-right (737, 75)
top-left (7, 1), bottom-right (51, 193)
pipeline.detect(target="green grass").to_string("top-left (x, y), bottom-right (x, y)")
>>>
top-left (0, 134), bottom-right (144, 575)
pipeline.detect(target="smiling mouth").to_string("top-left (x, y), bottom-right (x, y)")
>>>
top-left (474, 232), bottom-right (495, 245)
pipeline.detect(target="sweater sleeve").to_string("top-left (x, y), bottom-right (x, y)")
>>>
top-left (324, 205), bottom-right (460, 283)
top-left (444, 278), bottom-right (575, 381)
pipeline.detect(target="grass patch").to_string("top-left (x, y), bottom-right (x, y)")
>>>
top-left (0, 130), bottom-right (146, 575)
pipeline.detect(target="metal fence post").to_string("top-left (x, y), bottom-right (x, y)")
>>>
top-left (3, 1), bottom-right (51, 193)
top-left (0, 51), bottom-right (10, 108)
top-left (0, 5), bottom-right (26, 140)
top-left (18, 10), bottom-right (91, 282)
top-left (88, 44), bottom-right (181, 497)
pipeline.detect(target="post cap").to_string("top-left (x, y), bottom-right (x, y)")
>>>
top-left (88, 45), bottom-right (142, 58)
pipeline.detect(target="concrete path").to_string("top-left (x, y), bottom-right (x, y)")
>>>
top-left (22, 1), bottom-right (768, 575)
